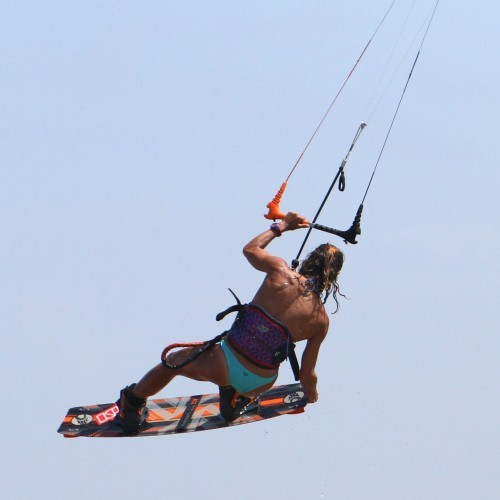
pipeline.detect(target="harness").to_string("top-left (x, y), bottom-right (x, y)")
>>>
top-left (162, 289), bottom-right (300, 382)
top-left (216, 290), bottom-right (300, 381)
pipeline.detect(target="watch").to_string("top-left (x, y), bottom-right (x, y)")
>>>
top-left (270, 223), bottom-right (282, 237)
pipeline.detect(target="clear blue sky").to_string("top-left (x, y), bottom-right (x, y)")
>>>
top-left (2, 1), bottom-right (499, 499)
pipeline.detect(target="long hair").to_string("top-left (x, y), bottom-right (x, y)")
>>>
top-left (298, 243), bottom-right (344, 311)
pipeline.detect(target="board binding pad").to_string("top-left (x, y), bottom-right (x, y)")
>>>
top-left (58, 383), bottom-right (307, 438)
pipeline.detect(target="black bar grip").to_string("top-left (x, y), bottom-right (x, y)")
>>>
top-left (309, 204), bottom-right (363, 245)
top-left (309, 223), bottom-right (339, 235)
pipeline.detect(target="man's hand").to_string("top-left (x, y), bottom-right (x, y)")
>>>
top-left (280, 212), bottom-right (309, 232)
top-left (300, 372), bottom-right (319, 403)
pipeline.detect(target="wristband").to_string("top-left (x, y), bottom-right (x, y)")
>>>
top-left (270, 223), bottom-right (282, 237)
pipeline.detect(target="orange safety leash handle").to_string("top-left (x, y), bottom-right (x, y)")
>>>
top-left (264, 181), bottom-right (287, 220)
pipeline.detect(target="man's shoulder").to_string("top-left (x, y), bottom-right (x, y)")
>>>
top-left (310, 309), bottom-right (329, 339)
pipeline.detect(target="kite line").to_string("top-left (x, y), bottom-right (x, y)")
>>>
top-left (262, 0), bottom-right (441, 267)
top-left (264, 0), bottom-right (397, 221)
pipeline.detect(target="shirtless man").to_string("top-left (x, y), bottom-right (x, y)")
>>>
top-left (118, 212), bottom-right (344, 431)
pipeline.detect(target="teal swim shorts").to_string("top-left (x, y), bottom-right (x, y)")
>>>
top-left (220, 339), bottom-right (277, 393)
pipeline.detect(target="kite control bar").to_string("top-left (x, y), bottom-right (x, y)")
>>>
top-left (264, 122), bottom-right (366, 254)
top-left (308, 204), bottom-right (363, 245)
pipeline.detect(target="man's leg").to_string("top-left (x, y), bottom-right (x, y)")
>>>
top-left (131, 344), bottom-right (229, 399)
top-left (118, 345), bottom-right (229, 432)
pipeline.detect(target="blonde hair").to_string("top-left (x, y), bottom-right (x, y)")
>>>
top-left (298, 244), bottom-right (344, 310)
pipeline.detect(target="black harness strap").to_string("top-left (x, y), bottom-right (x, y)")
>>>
top-left (215, 288), bottom-right (244, 321)
top-left (286, 343), bottom-right (300, 381)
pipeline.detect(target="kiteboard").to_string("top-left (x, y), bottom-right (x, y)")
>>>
top-left (57, 383), bottom-right (307, 438)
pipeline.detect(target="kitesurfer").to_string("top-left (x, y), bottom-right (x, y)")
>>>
top-left (117, 212), bottom-right (344, 431)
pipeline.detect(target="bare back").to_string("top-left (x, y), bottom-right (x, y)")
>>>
top-left (250, 257), bottom-right (329, 342)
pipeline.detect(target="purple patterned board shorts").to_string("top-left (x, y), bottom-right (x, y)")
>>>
top-left (227, 304), bottom-right (291, 370)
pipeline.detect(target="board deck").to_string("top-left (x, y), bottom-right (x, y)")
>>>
top-left (57, 383), bottom-right (307, 438)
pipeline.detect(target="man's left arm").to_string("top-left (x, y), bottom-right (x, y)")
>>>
top-left (299, 329), bottom-right (327, 403)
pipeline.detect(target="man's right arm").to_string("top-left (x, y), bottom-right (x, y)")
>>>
top-left (243, 212), bottom-right (309, 273)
